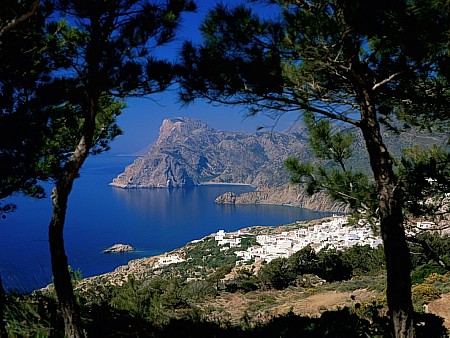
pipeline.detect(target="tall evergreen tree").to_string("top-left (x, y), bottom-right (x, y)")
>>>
top-left (0, 0), bottom-right (39, 37)
top-left (1, 0), bottom-right (196, 335)
top-left (44, 1), bottom-right (195, 336)
top-left (179, 1), bottom-right (450, 336)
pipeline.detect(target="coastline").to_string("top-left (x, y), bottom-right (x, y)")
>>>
top-left (108, 181), bottom-right (254, 189)
top-left (58, 217), bottom-right (336, 293)
top-left (200, 182), bottom-right (253, 186)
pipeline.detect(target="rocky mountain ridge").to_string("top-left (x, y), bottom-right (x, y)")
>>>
top-left (110, 117), bottom-right (311, 189)
top-left (110, 117), bottom-right (349, 211)
top-left (110, 117), bottom-right (442, 213)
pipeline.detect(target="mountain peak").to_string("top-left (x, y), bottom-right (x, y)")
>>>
top-left (110, 118), bottom-right (310, 188)
top-left (160, 117), bottom-right (215, 134)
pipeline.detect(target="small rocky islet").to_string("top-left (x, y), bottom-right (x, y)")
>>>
top-left (102, 243), bottom-right (135, 254)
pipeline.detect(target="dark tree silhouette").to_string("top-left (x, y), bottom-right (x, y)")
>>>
top-left (45, 1), bottom-right (196, 335)
top-left (178, 1), bottom-right (450, 336)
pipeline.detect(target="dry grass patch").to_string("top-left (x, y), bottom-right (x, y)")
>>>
top-left (428, 293), bottom-right (450, 329)
top-left (198, 288), bottom-right (380, 326)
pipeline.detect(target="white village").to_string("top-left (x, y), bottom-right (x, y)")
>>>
top-left (215, 216), bottom-right (383, 265)
top-left (154, 215), bottom-right (442, 269)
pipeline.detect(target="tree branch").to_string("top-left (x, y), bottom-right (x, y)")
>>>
top-left (264, 94), bottom-right (361, 126)
top-left (0, 0), bottom-right (40, 39)
top-left (406, 235), bottom-right (450, 271)
top-left (372, 71), bottom-right (403, 92)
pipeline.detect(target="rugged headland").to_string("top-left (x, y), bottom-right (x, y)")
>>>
top-left (110, 117), bottom-right (311, 189)
top-left (110, 117), bottom-right (350, 212)
top-left (215, 185), bottom-right (349, 213)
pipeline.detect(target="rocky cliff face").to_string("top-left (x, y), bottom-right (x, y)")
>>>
top-left (110, 118), bottom-right (351, 212)
top-left (110, 117), bottom-right (311, 188)
top-left (215, 185), bottom-right (350, 213)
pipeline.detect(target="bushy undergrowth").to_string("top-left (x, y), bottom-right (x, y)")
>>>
top-left (3, 293), bottom-right (60, 337)
top-left (3, 233), bottom-right (450, 336)
top-left (227, 244), bottom-right (386, 292)
top-left (5, 293), bottom-right (447, 337)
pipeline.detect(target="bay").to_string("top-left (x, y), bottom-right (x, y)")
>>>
top-left (0, 154), bottom-right (332, 292)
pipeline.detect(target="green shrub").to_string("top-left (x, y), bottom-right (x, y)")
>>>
top-left (411, 284), bottom-right (441, 312)
top-left (411, 263), bottom-right (447, 285)
top-left (258, 258), bottom-right (296, 290)
top-left (315, 249), bottom-right (352, 282)
top-left (341, 245), bottom-right (385, 276)
top-left (4, 293), bottom-right (58, 337)
top-left (225, 269), bottom-right (259, 292)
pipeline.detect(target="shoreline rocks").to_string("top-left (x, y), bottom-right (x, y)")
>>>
top-left (103, 244), bottom-right (136, 254)
top-left (215, 184), bottom-right (350, 213)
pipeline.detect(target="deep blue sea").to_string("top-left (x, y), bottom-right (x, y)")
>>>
top-left (0, 154), bottom-right (332, 292)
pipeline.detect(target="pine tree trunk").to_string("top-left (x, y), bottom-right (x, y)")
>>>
top-left (49, 192), bottom-right (84, 338)
top-left (0, 275), bottom-right (7, 338)
top-left (360, 104), bottom-right (415, 337)
top-left (377, 180), bottom-right (415, 338)
top-left (48, 135), bottom-right (91, 338)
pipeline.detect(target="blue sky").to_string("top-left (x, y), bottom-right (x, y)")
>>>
top-left (110, 0), bottom-right (299, 154)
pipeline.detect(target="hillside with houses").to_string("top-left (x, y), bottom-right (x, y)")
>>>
top-left (215, 216), bottom-right (383, 265)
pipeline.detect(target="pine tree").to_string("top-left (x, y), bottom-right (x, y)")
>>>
top-left (179, 1), bottom-right (450, 336)
top-left (44, 1), bottom-right (195, 336)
